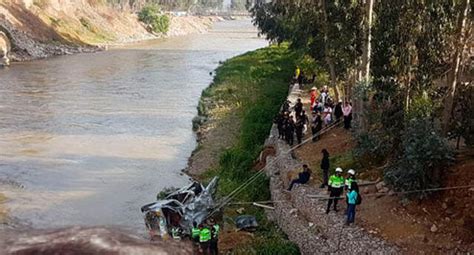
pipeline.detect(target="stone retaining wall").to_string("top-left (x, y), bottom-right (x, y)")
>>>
top-left (263, 84), bottom-right (399, 254)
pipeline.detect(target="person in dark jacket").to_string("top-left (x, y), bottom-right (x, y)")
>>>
top-left (288, 164), bottom-right (311, 191)
top-left (274, 112), bottom-right (285, 139)
top-left (311, 112), bottom-right (323, 142)
top-left (320, 149), bottom-right (330, 188)
top-left (285, 117), bottom-right (295, 146)
top-left (294, 98), bottom-right (303, 116)
top-left (283, 100), bottom-right (291, 113)
top-left (295, 116), bottom-right (304, 144)
top-left (334, 100), bottom-right (343, 122)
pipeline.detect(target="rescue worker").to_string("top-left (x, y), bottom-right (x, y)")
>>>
top-left (345, 169), bottom-right (356, 190)
top-left (326, 167), bottom-right (345, 214)
top-left (209, 219), bottom-right (220, 255)
top-left (199, 224), bottom-right (211, 255)
top-left (191, 221), bottom-right (200, 243)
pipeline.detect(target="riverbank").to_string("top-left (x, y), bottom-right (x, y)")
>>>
top-left (186, 45), bottom-right (301, 253)
top-left (0, 0), bottom-right (221, 62)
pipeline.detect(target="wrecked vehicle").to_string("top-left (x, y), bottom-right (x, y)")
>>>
top-left (141, 177), bottom-right (219, 239)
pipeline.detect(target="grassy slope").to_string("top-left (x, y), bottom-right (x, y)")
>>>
top-left (198, 45), bottom-right (300, 254)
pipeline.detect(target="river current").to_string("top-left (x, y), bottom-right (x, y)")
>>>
top-left (0, 19), bottom-right (266, 231)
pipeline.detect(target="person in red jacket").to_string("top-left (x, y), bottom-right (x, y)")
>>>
top-left (310, 87), bottom-right (318, 111)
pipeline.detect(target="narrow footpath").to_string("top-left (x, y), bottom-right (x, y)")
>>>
top-left (263, 84), bottom-right (400, 254)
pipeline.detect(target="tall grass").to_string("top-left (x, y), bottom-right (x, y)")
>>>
top-left (199, 45), bottom-right (300, 254)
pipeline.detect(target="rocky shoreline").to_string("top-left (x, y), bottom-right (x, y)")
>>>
top-left (0, 15), bottom-right (221, 64)
top-left (262, 84), bottom-right (400, 254)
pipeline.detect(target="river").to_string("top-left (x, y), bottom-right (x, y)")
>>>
top-left (0, 19), bottom-right (266, 232)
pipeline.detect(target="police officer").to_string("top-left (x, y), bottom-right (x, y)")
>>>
top-left (191, 221), bottom-right (200, 243)
top-left (209, 219), bottom-right (220, 255)
top-left (345, 169), bottom-right (356, 190)
top-left (326, 167), bottom-right (345, 214)
top-left (199, 224), bottom-right (211, 255)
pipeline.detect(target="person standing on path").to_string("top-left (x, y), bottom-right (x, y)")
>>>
top-left (323, 103), bottom-right (333, 125)
top-left (310, 87), bottom-right (318, 111)
top-left (285, 117), bottom-right (295, 146)
top-left (346, 181), bottom-right (359, 225)
top-left (312, 112), bottom-right (323, 142)
top-left (345, 169), bottom-right (357, 215)
top-left (326, 167), bottom-right (345, 214)
top-left (294, 98), bottom-right (303, 117)
top-left (334, 100), bottom-right (343, 122)
top-left (274, 112), bottom-right (285, 139)
top-left (343, 101), bottom-right (352, 129)
top-left (320, 149), bottom-right (330, 188)
top-left (191, 221), bottom-right (200, 243)
top-left (345, 169), bottom-right (356, 190)
top-left (209, 219), bottom-right (220, 255)
top-left (295, 66), bottom-right (301, 83)
top-left (301, 110), bottom-right (310, 134)
top-left (199, 224), bottom-right (211, 255)
top-left (295, 116), bottom-right (304, 144)
top-left (288, 164), bottom-right (312, 191)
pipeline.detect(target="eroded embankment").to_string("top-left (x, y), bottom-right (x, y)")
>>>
top-left (263, 84), bottom-right (400, 254)
top-left (0, 0), bottom-right (220, 62)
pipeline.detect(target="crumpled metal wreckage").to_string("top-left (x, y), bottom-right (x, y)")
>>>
top-left (141, 177), bottom-right (219, 238)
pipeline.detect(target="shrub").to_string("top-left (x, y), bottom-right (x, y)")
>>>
top-left (138, 5), bottom-right (170, 34)
top-left (384, 118), bottom-right (454, 198)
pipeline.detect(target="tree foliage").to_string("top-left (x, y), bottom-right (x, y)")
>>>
top-left (251, 0), bottom-right (472, 198)
top-left (138, 5), bottom-right (170, 34)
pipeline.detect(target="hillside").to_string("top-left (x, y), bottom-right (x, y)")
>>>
top-left (0, 0), bottom-right (218, 61)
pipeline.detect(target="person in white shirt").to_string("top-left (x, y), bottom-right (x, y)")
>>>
top-left (342, 101), bottom-right (352, 129)
top-left (323, 103), bottom-right (333, 125)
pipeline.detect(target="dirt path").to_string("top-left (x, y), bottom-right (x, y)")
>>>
top-left (280, 85), bottom-right (474, 254)
top-left (263, 84), bottom-right (399, 254)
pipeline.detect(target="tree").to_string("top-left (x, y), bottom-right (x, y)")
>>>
top-left (251, 0), bottom-right (363, 101)
top-left (442, 0), bottom-right (471, 134)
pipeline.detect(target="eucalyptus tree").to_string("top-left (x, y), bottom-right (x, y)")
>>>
top-left (251, 0), bottom-right (363, 101)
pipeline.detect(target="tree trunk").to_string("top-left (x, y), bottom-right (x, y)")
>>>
top-left (327, 57), bottom-right (339, 101)
top-left (320, 0), bottom-right (339, 102)
top-left (442, 0), bottom-right (471, 134)
top-left (361, 0), bottom-right (374, 82)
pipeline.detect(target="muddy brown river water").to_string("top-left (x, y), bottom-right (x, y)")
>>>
top-left (0, 19), bottom-right (266, 232)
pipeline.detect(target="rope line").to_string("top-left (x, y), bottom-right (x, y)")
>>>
top-left (225, 184), bottom-right (474, 205)
top-left (307, 184), bottom-right (474, 200)
top-left (207, 119), bottom-right (343, 218)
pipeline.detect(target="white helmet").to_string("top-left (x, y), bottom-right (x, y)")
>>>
top-left (335, 167), bottom-right (343, 173)
top-left (348, 169), bottom-right (356, 175)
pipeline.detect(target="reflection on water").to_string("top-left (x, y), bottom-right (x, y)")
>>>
top-left (0, 19), bottom-right (266, 230)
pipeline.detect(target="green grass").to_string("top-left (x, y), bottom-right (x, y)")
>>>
top-left (199, 45), bottom-right (300, 254)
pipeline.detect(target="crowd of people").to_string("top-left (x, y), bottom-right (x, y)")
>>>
top-left (273, 85), bottom-right (353, 147)
top-left (284, 69), bottom-right (359, 225)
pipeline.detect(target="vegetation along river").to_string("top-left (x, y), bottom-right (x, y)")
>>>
top-left (0, 19), bottom-right (267, 232)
